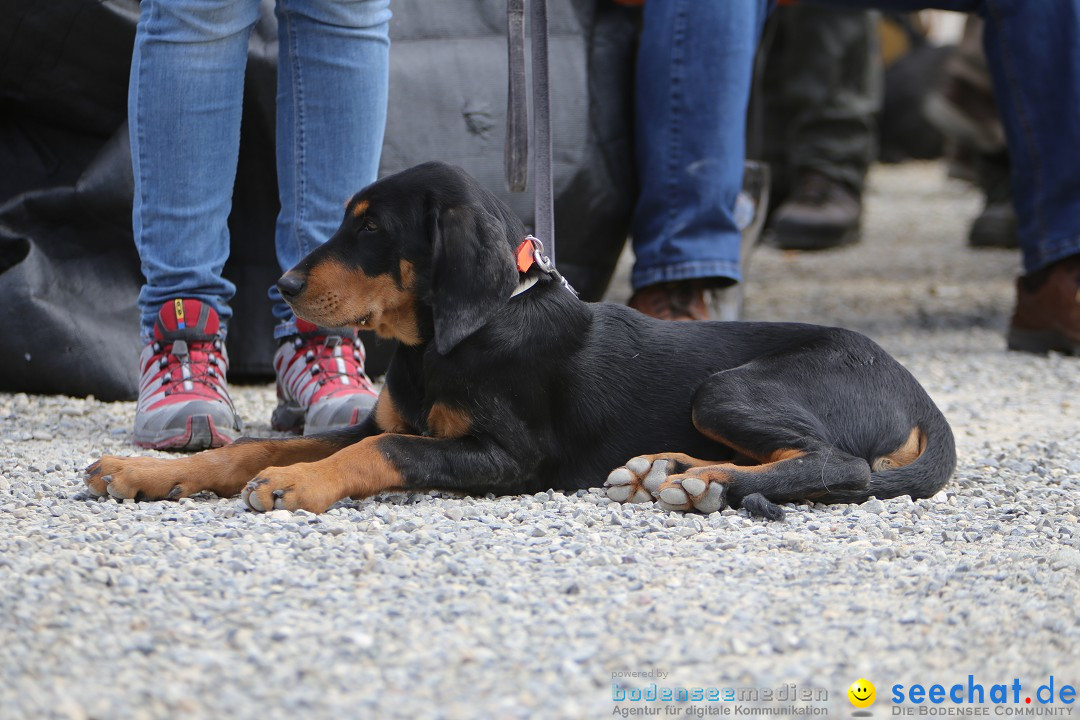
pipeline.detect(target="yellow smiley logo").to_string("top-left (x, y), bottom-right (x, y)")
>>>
top-left (848, 679), bottom-right (876, 708)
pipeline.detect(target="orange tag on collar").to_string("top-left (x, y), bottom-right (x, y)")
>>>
top-left (515, 238), bottom-right (536, 273)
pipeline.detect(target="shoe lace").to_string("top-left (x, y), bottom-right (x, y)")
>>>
top-left (152, 338), bottom-right (230, 401)
top-left (286, 334), bottom-right (374, 403)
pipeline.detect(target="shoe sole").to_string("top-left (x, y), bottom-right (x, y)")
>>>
top-left (767, 224), bottom-right (860, 251)
top-left (134, 414), bottom-right (237, 451)
top-left (303, 406), bottom-right (364, 436)
top-left (273, 398), bottom-right (373, 435)
top-left (1007, 327), bottom-right (1079, 356)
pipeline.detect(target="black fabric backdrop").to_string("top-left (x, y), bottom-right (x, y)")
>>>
top-left (0, 0), bottom-right (638, 400)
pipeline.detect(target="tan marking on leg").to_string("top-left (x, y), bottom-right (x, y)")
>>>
top-left (691, 411), bottom-right (788, 464)
top-left (245, 436), bottom-right (405, 513)
top-left (764, 448), bottom-right (805, 463)
top-left (85, 435), bottom-right (350, 500)
top-left (676, 466), bottom-right (737, 484)
top-left (427, 402), bottom-right (471, 438)
top-left (872, 426), bottom-right (925, 472)
top-left (656, 455), bottom-right (802, 507)
top-left (632, 452), bottom-right (718, 469)
top-left (680, 452), bottom-right (803, 482)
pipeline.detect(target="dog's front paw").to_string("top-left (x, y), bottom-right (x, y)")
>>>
top-left (655, 475), bottom-right (728, 514)
top-left (241, 464), bottom-right (343, 514)
top-left (84, 456), bottom-right (194, 501)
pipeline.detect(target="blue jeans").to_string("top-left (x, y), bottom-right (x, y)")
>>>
top-left (631, 1), bottom-right (768, 290)
top-left (130, 0), bottom-right (391, 341)
top-left (632, 0), bottom-right (1080, 288)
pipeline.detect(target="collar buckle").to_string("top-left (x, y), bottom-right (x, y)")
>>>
top-left (514, 235), bottom-right (577, 295)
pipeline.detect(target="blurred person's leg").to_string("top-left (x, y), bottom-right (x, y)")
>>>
top-left (270, 0), bottom-right (391, 435)
top-left (633, 0), bottom-right (1076, 350)
top-left (270, 0), bottom-right (390, 333)
top-left (629, 0), bottom-right (768, 321)
top-left (823, 0), bottom-right (1080, 270)
top-left (812, 0), bottom-right (1080, 353)
top-left (765, 5), bottom-right (881, 251)
top-left (924, 15), bottom-right (1016, 248)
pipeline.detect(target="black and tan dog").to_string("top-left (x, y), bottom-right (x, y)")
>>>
top-left (85, 162), bottom-right (956, 519)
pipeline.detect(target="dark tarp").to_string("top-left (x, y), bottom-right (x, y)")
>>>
top-left (0, 0), bottom-right (637, 399)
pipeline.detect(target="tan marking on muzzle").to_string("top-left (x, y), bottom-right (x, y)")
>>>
top-left (296, 259), bottom-right (421, 345)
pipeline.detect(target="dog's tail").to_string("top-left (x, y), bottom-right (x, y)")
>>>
top-left (863, 406), bottom-right (956, 501)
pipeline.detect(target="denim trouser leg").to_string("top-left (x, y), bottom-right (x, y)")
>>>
top-left (634, 0), bottom-right (1079, 288)
top-left (130, 0), bottom-right (261, 341)
top-left (630, 0), bottom-right (769, 290)
top-left (131, 0), bottom-right (391, 342)
top-left (271, 0), bottom-right (391, 335)
top-left (977, 0), bottom-right (1080, 273)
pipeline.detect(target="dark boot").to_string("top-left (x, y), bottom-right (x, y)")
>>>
top-left (768, 170), bottom-right (862, 250)
top-left (968, 151), bottom-right (1018, 249)
top-left (1007, 255), bottom-right (1080, 356)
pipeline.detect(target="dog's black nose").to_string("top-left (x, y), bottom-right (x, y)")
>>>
top-left (277, 272), bottom-right (306, 299)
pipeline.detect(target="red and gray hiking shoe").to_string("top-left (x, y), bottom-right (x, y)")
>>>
top-left (134, 299), bottom-right (242, 450)
top-left (272, 319), bottom-right (378, 435)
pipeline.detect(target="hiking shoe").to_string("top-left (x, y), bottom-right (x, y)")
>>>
top-left (768, 171), bottom-right (862, 251)
top-left (1007, 254), bottom-right (1080, 356)
top-left (968, 150), bottom-right (1018, 249)
top-left (272, 319), bottom-right (378, 434)
top-left (135, 299), bottom-right (242, 450)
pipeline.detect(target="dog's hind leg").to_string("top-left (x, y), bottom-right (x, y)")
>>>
top-left (684, 363), bottom-right (874, 517)
top-left (607, 358), bottom-right (878, 519)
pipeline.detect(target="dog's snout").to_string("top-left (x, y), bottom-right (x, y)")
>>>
top-left (277, 272), bottom-right (306, 299)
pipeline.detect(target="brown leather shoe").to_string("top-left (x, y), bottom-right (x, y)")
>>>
top-left (629, 280), bottom-right (713, 321)
top-left (1007, 254), bottom-right (1080, 356)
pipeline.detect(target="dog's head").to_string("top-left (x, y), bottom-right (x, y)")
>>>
top-left (277, 162), bottom-right (527, 354)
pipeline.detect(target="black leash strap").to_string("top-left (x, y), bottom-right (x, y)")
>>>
top-left (505, 0), bottom-right (556, 263)
top-left (505, 0), bottom-right (527, 193)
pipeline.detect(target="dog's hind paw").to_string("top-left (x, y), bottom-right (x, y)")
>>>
top-left (605, 455), bottom-right (728, 514)
top-left (604, 465), bottom-right (653, 504)
top-left (656, 475), bottom-right (728, 514)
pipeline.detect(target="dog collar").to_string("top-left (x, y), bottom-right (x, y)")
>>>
top-left (510, 275), bottom-right (540, 298)
top-left (513, 235), bottom-right (576, 297)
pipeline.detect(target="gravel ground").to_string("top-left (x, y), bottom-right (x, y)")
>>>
top-left (1, 162), bottom-right (1078, 720)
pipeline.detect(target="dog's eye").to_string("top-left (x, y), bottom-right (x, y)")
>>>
top-left (360, 217), bottom-right (378, 233)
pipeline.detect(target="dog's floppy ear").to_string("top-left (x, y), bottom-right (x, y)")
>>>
top-left (429, 204), bottom-right (517, 354)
